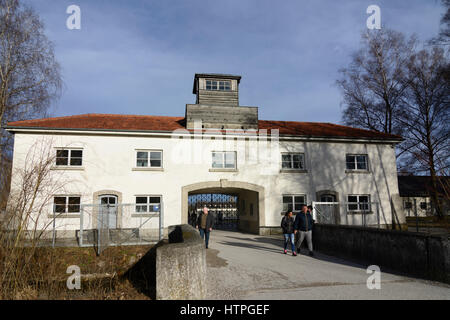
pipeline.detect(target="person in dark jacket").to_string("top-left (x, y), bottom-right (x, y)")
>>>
top-left (189, 211), bottom-right (197, 227)
top-left (281, 211), bottom-right (296, 256)
top-left (196, 206), bottom-right (214, 249)
top-left (294, 205), bottom-right (314, 256)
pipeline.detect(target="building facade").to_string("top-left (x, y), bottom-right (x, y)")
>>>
top-left (6, 74), bottom-right (406, 238)
top-left (398, 175), bottom-right (450, 217)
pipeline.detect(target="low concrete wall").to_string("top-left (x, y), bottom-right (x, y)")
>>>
top-left (156, 224), bottom-right (207, 299)
top-left (313, 224), bottom-right (450, 284)
top-left (259, 226), bottom-right (283, 236)
top-left (125, 224), bottom-right (206, 299)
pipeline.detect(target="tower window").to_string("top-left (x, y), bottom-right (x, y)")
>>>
top-left (206, 80), bottom-right (231, 91)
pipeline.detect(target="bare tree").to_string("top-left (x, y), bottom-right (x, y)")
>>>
top-left (0, 137), bottom-right (69, 299)
top-left (0, 0), bottom-right (61, 204)
top-left (430, 0), bottom-right (450, 46)
top-left (398, 47), bottom-right (449, 218)
top-left (336, 29), bottom-right (416, 136)
top-left (336, 29), bottom-right (449, 219)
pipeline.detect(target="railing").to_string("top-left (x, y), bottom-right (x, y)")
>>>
top-left (75, 202), bottom-right (163, 255)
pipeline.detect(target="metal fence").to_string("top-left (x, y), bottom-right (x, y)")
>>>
top-left (188, 193), bottom-right (239, 230)
top-left (76, 203), bottom-right (163, 255)
top-left (312, 201), bottom-right (381, 228)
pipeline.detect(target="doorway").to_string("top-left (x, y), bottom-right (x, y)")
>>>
top-left (182, 180), bottom-right (265, 234)
top-left (315, 190), bottom-right (340, 224)
top-left (99, 195), bottom-right (118, 229)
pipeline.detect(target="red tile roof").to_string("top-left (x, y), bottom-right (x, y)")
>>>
top-left (5, 113), bottom-right (402, 141)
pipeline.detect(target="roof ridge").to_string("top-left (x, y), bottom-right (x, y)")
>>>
top-left (258, 119), bottom-right (400, 137)
top-left (259, 119), bottom-right (323, 124)
top-left (8, 113), bottom-right (94, 123)
top-left (78, 113), bottom-right (183, 118)
top-left (322, 122), bottom-right (389, 133)
top-left (7, 113), bottom-right (184, 124)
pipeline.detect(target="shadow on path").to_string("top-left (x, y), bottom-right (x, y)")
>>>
top-left (217, 239), bottom-right (285, 254)
top-left (217, 233), bottom-right (377, 270)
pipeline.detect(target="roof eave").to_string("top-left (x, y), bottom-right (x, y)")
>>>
top-left (4, 125), bottom-right (404, 143)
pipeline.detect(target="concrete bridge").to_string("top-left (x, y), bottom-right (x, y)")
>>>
top-left (205, 230), bottom-right (450, 300)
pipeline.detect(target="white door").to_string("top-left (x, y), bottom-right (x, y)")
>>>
top-left (100, 195), bottom-right (118, 229)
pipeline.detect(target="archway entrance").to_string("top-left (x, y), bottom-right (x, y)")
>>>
top-left (182, 180), bottom-right (265, 234)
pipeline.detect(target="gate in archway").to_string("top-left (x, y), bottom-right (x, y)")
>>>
top-left (188, 193), bottom-right (239, 231)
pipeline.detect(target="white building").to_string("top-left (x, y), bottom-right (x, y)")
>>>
top-left (398, 175), bottom-right (450, 217)
top-left (6, 73), bottom-right (406, 239)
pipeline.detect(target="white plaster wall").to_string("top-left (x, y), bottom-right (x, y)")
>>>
top-left (8, 131), bottom-right (403, 232)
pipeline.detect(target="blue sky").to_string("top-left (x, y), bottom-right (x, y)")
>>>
top-left (24, 0), bottom-right (445, 124)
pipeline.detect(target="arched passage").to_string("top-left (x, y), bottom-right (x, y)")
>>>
top-left (181, 180), bottom-right (265, 234)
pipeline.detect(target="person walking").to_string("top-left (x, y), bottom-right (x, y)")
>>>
top-left (294, 204), bottom-right (314, 256)
top-left (196, 206), bottom-right (214, 249)
top-left (189, 210), bottom-right (197, 227)
top-left (281, 211), bottom-right (296, 256)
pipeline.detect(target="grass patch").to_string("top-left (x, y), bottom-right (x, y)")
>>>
top-left (0, 245), bottom-right (153, 300)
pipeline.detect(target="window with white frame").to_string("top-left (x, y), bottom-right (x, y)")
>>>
top-left (135, 196), bottom-right (161, 213)
top-left (212, 151), bottom-right (236, 169)
top-left (136, 150), bottom-right (162, 168)
top-left (282, 194), bottom-right (306, 213)
top-left (56, 149), bottom-right (83, 166)
top-left (346, 154), bottom-right (368, 171)
top-left (281, 153), bottom-right (305, 170)
top-left (347, 195), bottom-right (371, 212)
top-left (206, 80), bottom-right (231, 91)
top-left (53, 196), bottom-right (80, 214)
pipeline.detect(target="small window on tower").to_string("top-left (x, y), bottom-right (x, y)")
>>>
top-left (206, 80), bottom-right (231, 91)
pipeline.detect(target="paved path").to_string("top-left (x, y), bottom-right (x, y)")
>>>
top-left (205, 230), bottom-right (450, 300)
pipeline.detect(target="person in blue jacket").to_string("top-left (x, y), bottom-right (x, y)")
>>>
top-left (294, 204), bottom-right (314, 256)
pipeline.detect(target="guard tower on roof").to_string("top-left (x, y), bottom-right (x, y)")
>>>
top-left (186, 73), bottom-right (258, 130)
